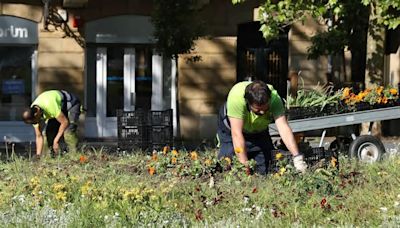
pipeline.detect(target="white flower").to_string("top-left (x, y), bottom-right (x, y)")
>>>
top-left (394, 201), bottom-right (400, 208)
top-left (243, 196), bottom-right (250, 204)
top-left (380, 207), bottom-right (388, 213)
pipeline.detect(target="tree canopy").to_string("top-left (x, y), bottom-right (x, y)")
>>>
top-left (151, 0), bottom-right (204, 59)
top-left (233, 0), bottom-right (399, 39)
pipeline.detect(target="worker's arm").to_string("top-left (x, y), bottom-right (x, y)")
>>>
top-left (53, 112), bottom-right (69, 152)
top-left (275, 115), bottom-right (307, 172)
top-left (229, 117), bottom-right (248, 165)
top-left (33, 125), bottom-right (44, 156)
top-left (275, 115), bottom-right (300, 156)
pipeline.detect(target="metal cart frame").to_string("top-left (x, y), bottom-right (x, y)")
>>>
top-left (268, 106), bottom-right (400, 162)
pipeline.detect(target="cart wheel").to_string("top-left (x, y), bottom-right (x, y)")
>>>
top-left (349, 135), bottom-right (385, 162)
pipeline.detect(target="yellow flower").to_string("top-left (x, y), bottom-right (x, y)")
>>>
top-left (389, 88), bottom-right (398, 95)
top-left (30, 177), bottom-right (40, 187)
top-left (204, 159), bottom-right (212, 166)
top-left (81, 181), bottom-right (92, 196)
top-left (224, 157), bottom-right (231, 165)
top-left (190, 151), bottom-right (198, 160)
top-left (234, 147), bottom-right (243, 154)
top-left (55, 191), bottom-right (67, 202)
top-left (279, 167), bottom-right (286, 175)
top-left (171, 157), bottom-right (177, 164)
top-left (275, 152), bottom-right (283, 160)
top-left (378, 171), bottom-right (388, 176)
top-left (52, 183), bottom-right (66, 192)
top-left (172, 149), bottom-right (179, 156)
top-left (330, 157), bottom-right (338, 167)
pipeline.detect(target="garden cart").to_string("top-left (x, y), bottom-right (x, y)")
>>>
top-left (269, 105), bottom-right (400, 162)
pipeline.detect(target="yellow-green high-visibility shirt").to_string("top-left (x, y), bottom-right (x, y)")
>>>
top-left (31, 90), bottom-right (62, 120)
top-left (226, 81), bottom-right (285, 133)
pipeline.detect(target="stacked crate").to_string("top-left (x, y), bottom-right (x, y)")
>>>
top-left (147, 109), bottom-right (173, 150)
top-left (117, 109), bottom-right (173, 151)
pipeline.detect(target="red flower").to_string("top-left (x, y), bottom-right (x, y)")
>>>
top-left (320, 198), bottom-right (327, 208)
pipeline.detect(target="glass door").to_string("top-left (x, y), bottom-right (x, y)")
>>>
top-left (85, 46), bottom-right (155, 138)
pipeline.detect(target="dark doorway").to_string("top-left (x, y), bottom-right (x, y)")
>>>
top-left (237, 22), bottom-right (289, 98)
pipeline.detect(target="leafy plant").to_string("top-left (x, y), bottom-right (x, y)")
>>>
top-left (286, 79), bottom-right (343, 111)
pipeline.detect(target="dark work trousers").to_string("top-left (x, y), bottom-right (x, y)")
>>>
top-left (46, 90), bottom-right (81, 154)
top-left (217, 103), bottom-right (274, 175)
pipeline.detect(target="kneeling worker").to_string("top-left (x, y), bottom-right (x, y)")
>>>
top-left (217, 80), bottom-right (307, 174)
top-left (22, 90), bottom-right (81, 157)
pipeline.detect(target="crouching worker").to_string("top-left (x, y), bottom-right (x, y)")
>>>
top-left (22, 90), bottom-right (81, 158)
top-left (217, 80), bottom-right (307, 175)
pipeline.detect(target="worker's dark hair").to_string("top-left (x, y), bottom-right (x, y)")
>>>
top-left (22, 105), bottom-right (40, 124)
top-left (244, 80), bottom-right (271, 105)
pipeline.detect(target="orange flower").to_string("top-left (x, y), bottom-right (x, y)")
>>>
top-left (382, 97), bottom-right (388, 104)
top-left (172, 149), bottom-right (179, 156)
top-left (234, 147), bottom-right (243, 154)
top-left (163, 146), bottom-right (169, 155)
top-left (148, 166), bottom-right (156, 175)
top-left (389, 88), bottom-right (398, 95)
top-left (330, 157), bottom-right (338, 167)
top-left (376, 86), bottom-right (384, 95)
top-left (151, 153), bottom-right (158, 161)
top-left (171, 157), bottom-right (177, 164)
top-left (190, 151), bottom-right (198, 160)
top-left (342, 87), bottom-right (351, 98)
top-left (79, 155), bottom-right (88, 164)
top-left (204, 159), bottom-right (212, 166)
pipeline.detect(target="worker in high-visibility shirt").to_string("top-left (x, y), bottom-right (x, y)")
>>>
top-left (217, 80), bottom-right (307, 174)
top-left (22, 90), bottom-right (81, 158)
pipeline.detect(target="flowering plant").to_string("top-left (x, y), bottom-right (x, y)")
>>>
top-left (341, 85), bottom-right (399, 109)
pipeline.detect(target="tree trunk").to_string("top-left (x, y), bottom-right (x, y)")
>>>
top-left (361, 9), bottom-right (386, 136)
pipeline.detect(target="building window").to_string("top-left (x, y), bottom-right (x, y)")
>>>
top-left (0, 46), bottom-right (34, 121)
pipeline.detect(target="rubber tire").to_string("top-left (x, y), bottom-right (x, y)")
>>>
top-left (349, 135), bottom-right (385, 162)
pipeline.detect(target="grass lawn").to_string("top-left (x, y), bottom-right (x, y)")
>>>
top-left (0, 146), bottom-right (400, 227)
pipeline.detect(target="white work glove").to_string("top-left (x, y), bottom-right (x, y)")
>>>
top-left (293, 154), bottom-right (307, 173)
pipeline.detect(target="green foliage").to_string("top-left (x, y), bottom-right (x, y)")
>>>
top-left (232, 0), bottom-right (400, 59)
top-left (2, 147), bottom-right (400, 226)
top-left (151, 0), bottom-right (204, 59)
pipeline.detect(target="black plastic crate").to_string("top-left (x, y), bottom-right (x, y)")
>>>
top-left (148, 109), bottom-right (173, 126)
top-left (118, 125), bottom-right (148, 142)
top-left (117, 109), bottom-right (147, 127)
top-left (304, 147), bottom-right (337, 167)
top-left (148, 126), bottom-right (173, 145)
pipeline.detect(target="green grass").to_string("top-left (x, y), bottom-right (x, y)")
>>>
top-left (0, 147), bottom-right (400, 227)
